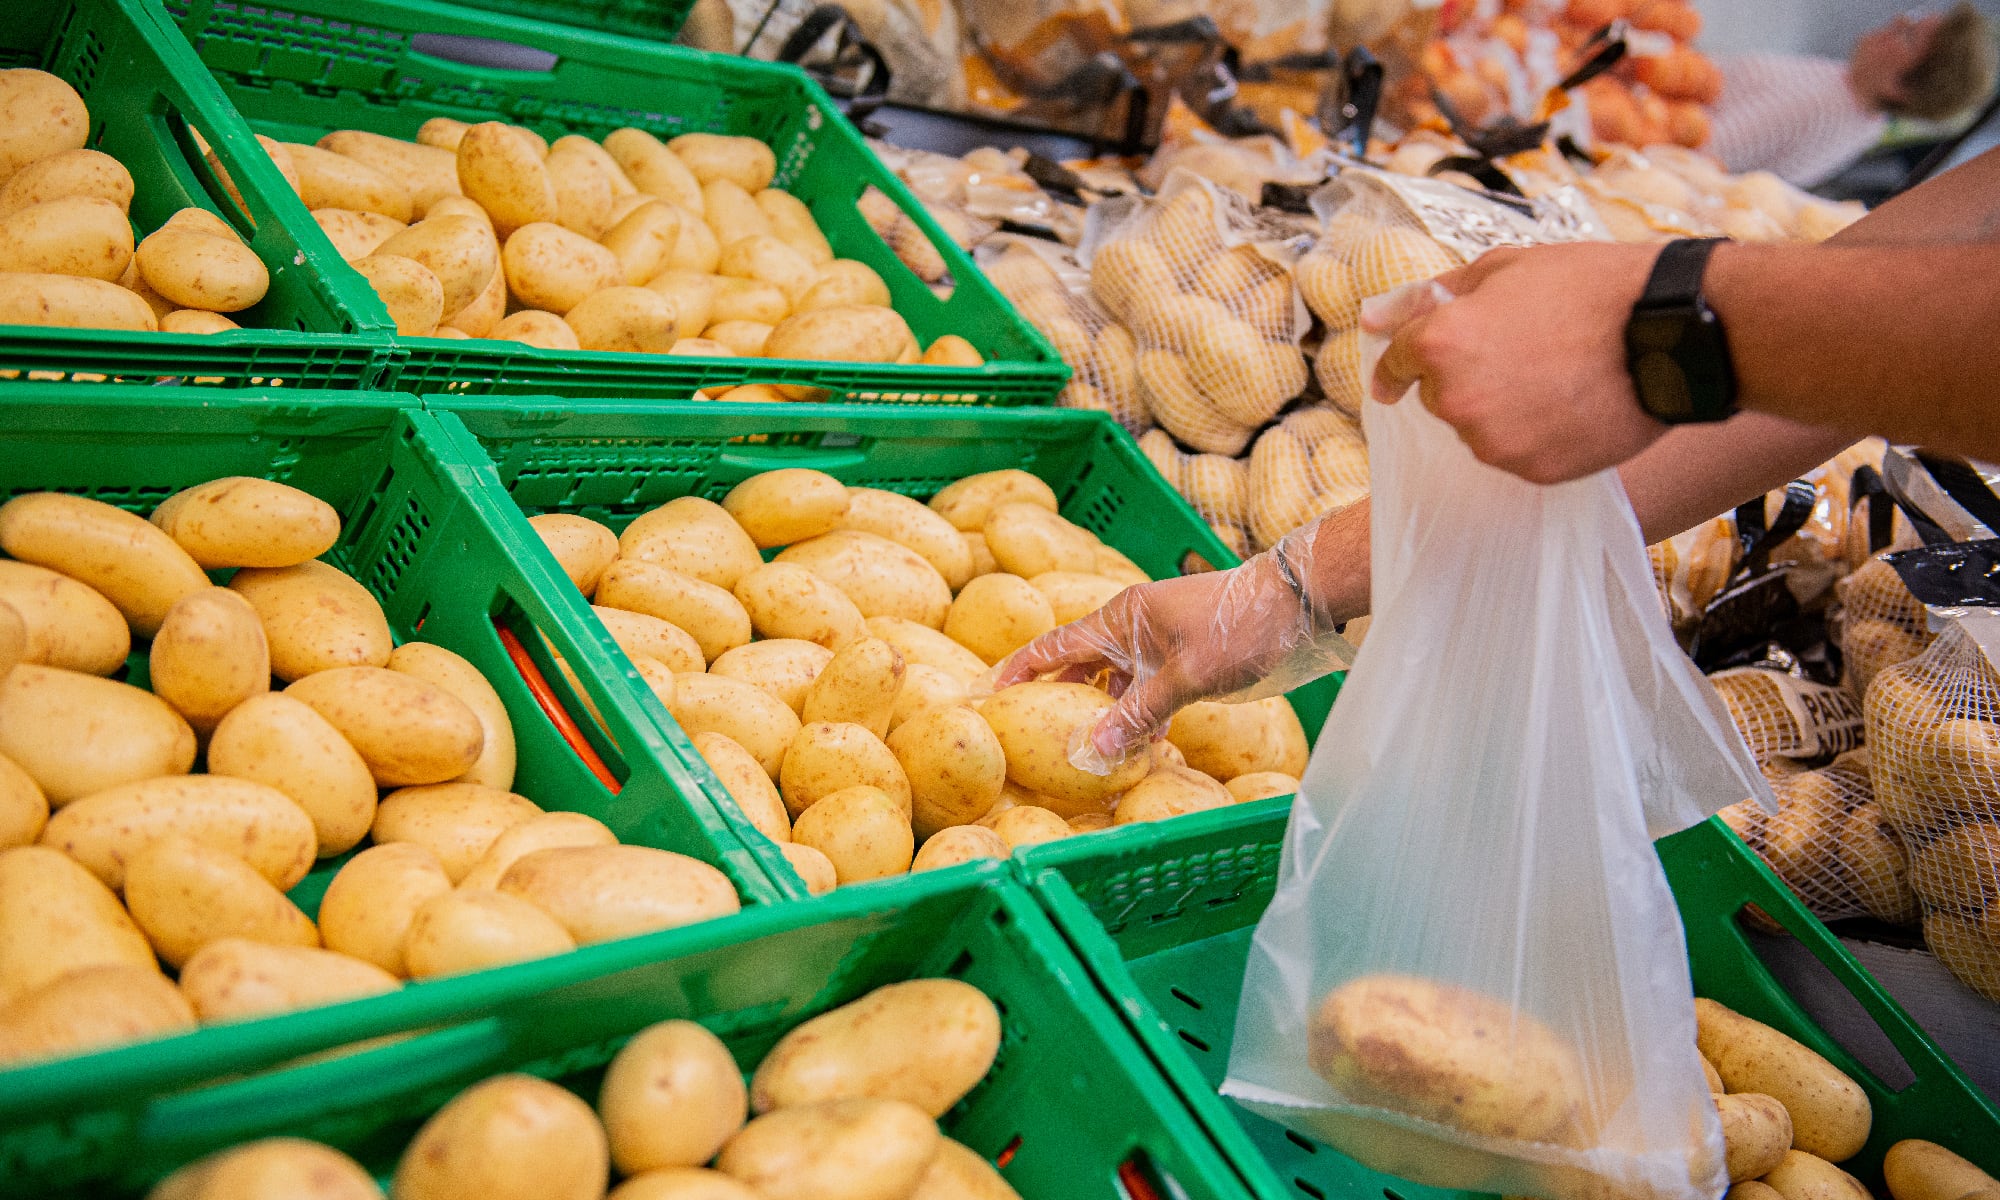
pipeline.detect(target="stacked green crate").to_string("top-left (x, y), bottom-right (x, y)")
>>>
top-left (0, 0), bottom-right (393, 387)
top-left (161, 0), bottom-right (1066, 405)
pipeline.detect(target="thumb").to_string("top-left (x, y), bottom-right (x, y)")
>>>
top-left (1071, 671), bottom-right (1179, 774)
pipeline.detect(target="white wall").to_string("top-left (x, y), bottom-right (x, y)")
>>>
top-left (1695, 0), bottom-right (2000, 60)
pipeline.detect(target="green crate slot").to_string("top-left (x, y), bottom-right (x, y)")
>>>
top-left (0, 0), bottom-right (395, 388)
top-left (434, 397), bottom-right (1342, 899)
top-left (1022, 803), bottom-right (2000, 1200)
top-left (0, 386), bottom-right (809, 1196)
top-left (18, 869), bottom-right (1264, 1199)
top-left (161, 0), bottom-right (1067, 405)
top-left (437, 0), bottom-right (695, 46)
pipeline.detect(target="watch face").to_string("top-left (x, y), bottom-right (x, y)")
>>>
top-left (1627, 308), bottom-right (1696, 421)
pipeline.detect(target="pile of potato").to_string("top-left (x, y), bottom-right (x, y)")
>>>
top-left (528, 466), bottom-right (1310, 891)
top-left (249, 115), bottom-right (981, 378)
top-left (144, 978), bottom-right (1020, 1200)
top-left (0, 476), bottom-right (738, 1069)
top-left (0, 68), bottom-right (271, 334)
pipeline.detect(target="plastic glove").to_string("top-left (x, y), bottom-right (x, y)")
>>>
top-left (992, 511), bottom-right (1359, 774)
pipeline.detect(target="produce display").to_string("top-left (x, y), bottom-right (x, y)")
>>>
top-left (139, 979), bottom-right (1019, 1199)
top-left (0, 69), bottom-right (269, 333)
top-left (0, 476), bottom-right (739, 1069)
top-left (527, 464), bottom-right (1309, 889)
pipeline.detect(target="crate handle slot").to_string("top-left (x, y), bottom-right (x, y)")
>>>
top-left (716, 445), bottom-right (871, 472)
top-left (408, 32), bottom-right (561, 75)
top-left (497, 621), bottom-right (621, 794)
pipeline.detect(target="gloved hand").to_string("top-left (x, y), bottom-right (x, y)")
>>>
top-left (992, 509), bottom-right (1362, 773)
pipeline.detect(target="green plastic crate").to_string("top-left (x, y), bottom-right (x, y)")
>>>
top-left (160, 0), bottom-right (1067, 405)
top-left (0, 386), bottom-right (804, 1196)
top-left (23, 868), bottom-right (1265, 1200)
top-left (1023, 805), bottom-right (2000, 1200)
top-left (432, 397), bottom-right (1342, 898)
top-left (0, 0), bottom-right (394, 388)
top-left (446, 0), bottom-right (695, 45)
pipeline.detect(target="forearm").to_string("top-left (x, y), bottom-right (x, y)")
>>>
top-left (1706, 242), bottom-right (2000, 460)
top-left (1828, 147), bottom-right (2000, 246)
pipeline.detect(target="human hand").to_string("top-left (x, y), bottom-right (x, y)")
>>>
top-left (1366, 242), bottom-right (1670, 485)
top-left (992, 524), bottom-right (1353, 772)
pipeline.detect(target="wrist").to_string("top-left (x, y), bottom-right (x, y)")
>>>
top-left (1625, 238), bottom-right (1739, 425)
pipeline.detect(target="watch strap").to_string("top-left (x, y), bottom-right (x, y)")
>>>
top-left (1639, 237), bottom-right (1726, 308)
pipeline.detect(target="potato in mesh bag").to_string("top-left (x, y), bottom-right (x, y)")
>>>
top-left (977, 238), bottom-right (1151, 433)
top-left (1137, 350), bottom-right (1254, 457)
top-left (1711, 668), bottom-right (1863, 766)
top-left (1747, 754), bottom-right (1918, 925)
top-left (1838, 558), bottom-right (1934, 699)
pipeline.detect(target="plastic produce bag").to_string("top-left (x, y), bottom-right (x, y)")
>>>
top-left (1222, 299), bottom-right (1767, 1200)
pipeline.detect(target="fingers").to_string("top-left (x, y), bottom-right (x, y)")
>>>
top-left (1357, 276), bottom-right (1443, 336)
top-left (991, 611), bottom-right (1115, 688)
top-left (1430, 245), bottom-right (1519, 296)
top-left (1370, 308), bottom-right (1433, 404)
top-left (1084, 670), bottom-right (1180, 767)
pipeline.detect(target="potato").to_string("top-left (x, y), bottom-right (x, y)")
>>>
top-left (1068, 812), bottom-right (1113, 833)
top-left (983, 503), bottom-right (1096, 580)
top-left (718, 234), bottom-right (814, 309)
top-left (564, 285), bottom-right (679, 353)
top-left (319, 129), bottom-right (461, 216)
top-left (545, 140), bottom-right (616, 239)
top-left (43, 773), bottom-right (316, 893)
top-left (1225, 771), bottom-right (1298, 804)
top-left (0, 491), bottom-right (209, 637)
top-left (1113, 766), bottom-right (1230, 824)
top-left (929, 471), bottom-right (1059, 533)
top-left (1884, 1139), bottom-right (1999, 1200)
top-left (457, 122), bottom-right (557, 238)
top-left (0, 147), bottom-right (128, 216)
top-left (763, 306), bottom-right (914, 394)
top-left (800, 636), bottom-right (905, 737)
top-left (1696, 997), bottom-right (1871, 1162)
top-left (911, 825), bottom-right (1009, 872)
top-left (0, 600), bottom-right (15, 682)
top-left (667, 672), bottom-right (802, 777)
top-left (735, 562), bottom-right (868, 649)
top-left (0, 845), bottom-right (155, 1003)
top-left (1029, 572), bottom-right (1124, 626)
top-left (703, 179), bottom-right (773, 247)
top-left (989, 805), bottom-right (1070, 847)
top-left (457, 810), bottom-right (616, 891)
top-left (706, 276), bottom-right (789, 326)
top-left (402, 888), bottom-right (575, 978)
top-left (142, 1138), bottom-right (380, 1200)
top-left (0, 753), bottom-right (45, 851)
top-left (599, 560), bottom-right (752, 664)
top-left (1839, 804), bottom-right (1918, 925)
top-left (313, 208), bottom-right (405, 261)
top-left (388, 641), bottom-right (516, 791)
top-left (1718, 1092), bottom-right (1794, 1182)
top-left (393, 1074), bottom-right (608, 1200)
top-left (798, 259), bottom-right (892, 312)
top-left (371, 782), bottom-right (541, 884)
top-left (1308, 973), bottom-right (1584, 1142)
top-left (498, 844), bottom-right (739, 943)
top-left (208, 693), bottom-right (377, 856)
top-left (178, 938), bottom-right (398, 1021)
top-left (440, 248), bottom-right (506, 335)
top-left (890, 665), bottom-right (968, 733)
top-left (716, 1098), bottom-right (938, 1200)
top-left (778, 531), bottom-right (953, 628)
top-left (124, 835), bottom-right (318, 969)
top-left (840, 489), bottom-right (976, 592)
top-left (280, 140), bottom-right (410, 220)
top-left (670, 134), bottom-right (776, 192)
top-left (1168, 698), bottom-right (1310, 781)
top-left (909, 1139), bottom-right (1020, 1200)
top-left (887, 706), bottom-right (1007, 840)
top-left (491, 308), bottom-right (578, 350)
top-left (752, 978), bottom-right (999, 1116)
top-left (608, 1169), bottom-right (763, 1200)
top-left (709, 639), bottom-right (832, 715)
top-left (604, 200), bottom-right (683, 286)
top-left (756, 188), bottom-right (832, 266)
top-left (722, 469), bottom-right (849, 549)
top-left (0, 559), bottom-right (129, 675)
top-left (351, 252), bottom-right (443, 334)
top-left (982, 683), bottom-right (1148, 809)
top-left (866, 616), bottom-right (990, 683)
top-left (779, 719), bottom-right (910, 818)
top-left (791, 785), bottom-right (913, 884)
top-left (0, 269), bottom-right (154, 328)
top-left (0, 69), bottom-right (86, 183)
top-left (622, 497), bottom-right (765, 590)
top-left (781, 842), bottom-right (839, 894)
top-left (148, 588), bottom-right (269, 734)
top-left (643, 268), bottom-right (718, 339)
top-left (288, 667), bottom-right (486, 788)
top-left (670, 336), bottom-right (730, 357)
top-left (594, 605), bottom-right (706, 674)
top-left (1909, 822), bottom-right (2000, 913)
top-left (373, 215), bottom-right (497, 317)
top-left (416, 117), bottom-right (470, 152)
top-left (0, 197), bottom-right (132, 280)
top-left (0, 665), bottom-right (194, 805)
top-left (158, 308), bottom-right (238, 334)
top-left (0, 963), bottom-right (191, 1066)
top-left (502, 221), bottom-right (620, 314)
top-left (317, 842), bottom-right (452, 977)
top-left (693, 731), bottom-right (792, 844)
top-left (600, 1019), bottom-right (748, 1174)
top-left (667, 209), bottom-right (723, 274)
top-left (944, 575), bottom-right (1054, 666)
top-left (1924, 910), bottom-right (2000, 1001)
top-left (1763, 1151), bottom-right (1871, 1200)
top-left (149, 476), bottom-right (340, 569)
top-left (919, 336), bottom-right (983, 369)
top-left (605, 129), bottom-right (705, 212)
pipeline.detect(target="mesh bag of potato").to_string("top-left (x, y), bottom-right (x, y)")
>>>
top-left (1716, 749), bottom-right (1922, 927)
top-left (1081, 170), bottom-right (1312, 456)
top-left (1864, 613), bottom-right (2000, 1001)
top-left (1138, 405), bottom-right (1369, 559)
top-left (1838, 557), bottom-right (1936, 701)
top-left (1222, 308), bottom-right (1765, 1200)
top-left (977, 235), bottom-right (1151, 433)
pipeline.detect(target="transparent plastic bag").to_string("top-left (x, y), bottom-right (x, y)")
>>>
top-left (1222, 300), bottom-right (1766, 1200)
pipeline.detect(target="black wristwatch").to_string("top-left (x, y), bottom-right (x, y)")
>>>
top-left (1624, 238), bottom-right (1738, 424)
